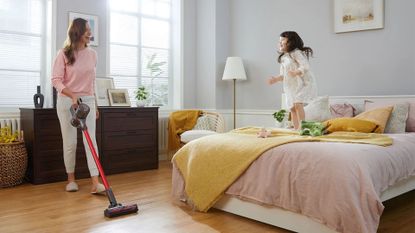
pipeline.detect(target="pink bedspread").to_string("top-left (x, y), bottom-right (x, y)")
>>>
top-left (171, 133), bottom-right (415, 233)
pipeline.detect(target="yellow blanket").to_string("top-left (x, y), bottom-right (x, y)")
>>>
top-left (168, 110), bottom-right (201, 154)
top-left (172, 127), bottom-right (392, 212)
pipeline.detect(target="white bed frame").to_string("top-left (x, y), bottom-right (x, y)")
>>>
top-left (214, 95), bottom-right (415, 233)
top-left (214, 176), bottom-right (415, 233)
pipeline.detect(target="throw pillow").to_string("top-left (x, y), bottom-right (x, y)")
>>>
top-left (354, 106), bottom-right (393, 133)
top-left (304, 96), bottom-right (332, 122)
top-left (364, 99), bottom-right (415, 133)
top-left (193, 115), bottom-right (211, 130)
top-left (365, 101), bottom-right (409, 133)
top-left (330, 103), bottom-right (355, 118)
top-left (323, 117), bottom-right (379, 134)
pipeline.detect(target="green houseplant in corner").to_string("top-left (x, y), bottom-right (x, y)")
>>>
top-left (135, 86), bottom-right (149, 107)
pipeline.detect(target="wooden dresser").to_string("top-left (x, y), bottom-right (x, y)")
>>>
top-left (20, 107), bottom-right (158, 184)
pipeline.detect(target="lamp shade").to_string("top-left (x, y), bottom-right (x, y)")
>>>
top-left (222, 57), bottom-right (247, 80)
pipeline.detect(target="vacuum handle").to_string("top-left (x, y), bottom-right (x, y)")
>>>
top-left (83, 129), bottom-right (110, 189)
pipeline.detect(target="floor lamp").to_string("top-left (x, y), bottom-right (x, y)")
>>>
top-left (222, 57), bottom-right (247, 129)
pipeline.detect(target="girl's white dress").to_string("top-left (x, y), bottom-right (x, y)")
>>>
top-left (280, 49), bottom-right (317, 109)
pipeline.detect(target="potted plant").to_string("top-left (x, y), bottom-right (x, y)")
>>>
top-left (135, 86), bottom-right (149, 107)
top-left (272, 109), bottom-right (289, 128)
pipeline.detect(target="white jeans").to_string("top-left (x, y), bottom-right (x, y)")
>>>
top-left (57, 95), bottom-right (99, 177)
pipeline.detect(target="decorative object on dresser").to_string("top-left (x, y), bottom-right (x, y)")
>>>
top-left (95, 77), bottom-right (114, 106)
top-left (135, 86), bottom-right (149, 107)
top-left (20, 107), bottom-right (158, 184)
top-left (33, 85), bottom-right (44, 109)
top-left (108, 89), bottom-right (131, 107)
top-left (52, 87), bottom-right (57, 108)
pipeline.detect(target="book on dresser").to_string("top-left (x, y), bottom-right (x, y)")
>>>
top-left (20, 107), bottom-right (159, 184)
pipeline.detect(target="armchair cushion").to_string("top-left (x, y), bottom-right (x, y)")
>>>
top-left (180, 130), bottom-right (217, 143)
top-left (193, 116), bottom-right (212, 130)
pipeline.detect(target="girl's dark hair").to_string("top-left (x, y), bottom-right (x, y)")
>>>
top-left (63, 18), bottom-right (88, 65)
top-left (278, 31), bottom-right (313, 63)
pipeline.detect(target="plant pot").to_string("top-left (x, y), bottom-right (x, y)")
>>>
top-left (275, 121), bottom-right (283, 128)
top-left (136, 99), bottom-right (146, 107)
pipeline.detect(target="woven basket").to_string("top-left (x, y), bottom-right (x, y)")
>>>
top-left (0, 142), bottom-right (28, 188)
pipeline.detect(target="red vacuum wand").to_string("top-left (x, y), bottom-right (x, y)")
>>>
top-left (70, 102), bottom-right (138, 218)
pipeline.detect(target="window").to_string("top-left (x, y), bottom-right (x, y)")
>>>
top-left (0, 0), bottom-right (51, 108)
top-left (109, 0), bottom-right (173, 107)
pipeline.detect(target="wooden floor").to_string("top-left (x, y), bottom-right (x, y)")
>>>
top-left (0, 161), bottom-right (414, 233)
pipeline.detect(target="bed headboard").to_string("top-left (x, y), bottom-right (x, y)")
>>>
top-left (281, 94), bottom-right (415, 114)
top-left (328, 95), bottom-right (415, 114)
top-left (328, 95), bottom-right (415, 104)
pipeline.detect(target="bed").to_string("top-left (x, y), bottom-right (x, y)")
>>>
top-left (171, 95), bottom-right (415, 233)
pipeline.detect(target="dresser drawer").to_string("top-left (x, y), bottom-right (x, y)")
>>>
top-left (102, 147), bottom-right (158, 174)
top-left (102, 129), bottom-right (155, 150)
top-left (35, 114), bottom-right (61, 136)
top-left (102, 112), bottom-right (156, 132)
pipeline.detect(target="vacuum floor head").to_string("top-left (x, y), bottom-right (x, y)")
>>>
top-left (104, 203), bottom-right (138, 218)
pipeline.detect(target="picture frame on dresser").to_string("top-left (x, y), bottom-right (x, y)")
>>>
top-left (108, 89), bottom-right (131, 107)
top-left (95, 77), bottom-right (114, 106)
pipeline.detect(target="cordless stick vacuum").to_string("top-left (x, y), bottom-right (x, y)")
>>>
top-left (70, 102), bottom-right (138, 218)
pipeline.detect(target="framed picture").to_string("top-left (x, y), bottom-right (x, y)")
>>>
top-left (95, 77), bottom-right (114, 106)
top-left (108, 89), bottom-right (131, 107)
top-left (334, 0), bottom-right (384, 33)
top-left (69, 12), bottom-right (99, 46)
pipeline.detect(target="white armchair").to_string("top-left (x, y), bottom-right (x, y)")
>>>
top-left (180, 111), bottom-right (225, 144)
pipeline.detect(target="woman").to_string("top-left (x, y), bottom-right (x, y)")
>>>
top-left (51, 18), bottom-right (104, 194)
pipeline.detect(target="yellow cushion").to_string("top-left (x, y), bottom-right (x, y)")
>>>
top-left (354, 106), bottom-right (393, 133)
top-left (323, 117), bottom-right (379, 133)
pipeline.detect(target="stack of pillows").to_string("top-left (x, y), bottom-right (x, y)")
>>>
top-left (303, 96), bottom-right (415, 134)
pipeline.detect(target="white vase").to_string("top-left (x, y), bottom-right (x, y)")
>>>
top-left (136, 99), bottom-right (146, 107)
top-left (275, 121), bottom-right (283, 128)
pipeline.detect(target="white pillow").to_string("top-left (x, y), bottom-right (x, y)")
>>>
top-left (180, 130), bottom-right (217, 143)
top-left (304, 96), bottom-right (332, 122)
top-left (365, 101), bottom-right (410, 134)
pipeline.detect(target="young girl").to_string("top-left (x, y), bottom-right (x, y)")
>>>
top-left (268, 31), bottom-right (317, 130)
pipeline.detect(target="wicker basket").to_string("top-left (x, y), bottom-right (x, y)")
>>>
top-left (0, 142), bottom-right (28, 188)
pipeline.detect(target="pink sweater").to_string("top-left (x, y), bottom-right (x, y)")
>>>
top-left (51, 47), bottom-right (97, 96)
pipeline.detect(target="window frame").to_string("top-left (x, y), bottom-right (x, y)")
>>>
top-left (0, 0), bottom-right (54, 111)
top-left (107, 0), bottom-right (175, 109)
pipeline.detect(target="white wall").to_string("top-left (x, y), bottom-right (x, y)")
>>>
top-left (188, 0), bottom-right (415, 111)
top-left (182, 0), bottom-right (197, 107)
top-left (3, 0), bottom-right (413, 114)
